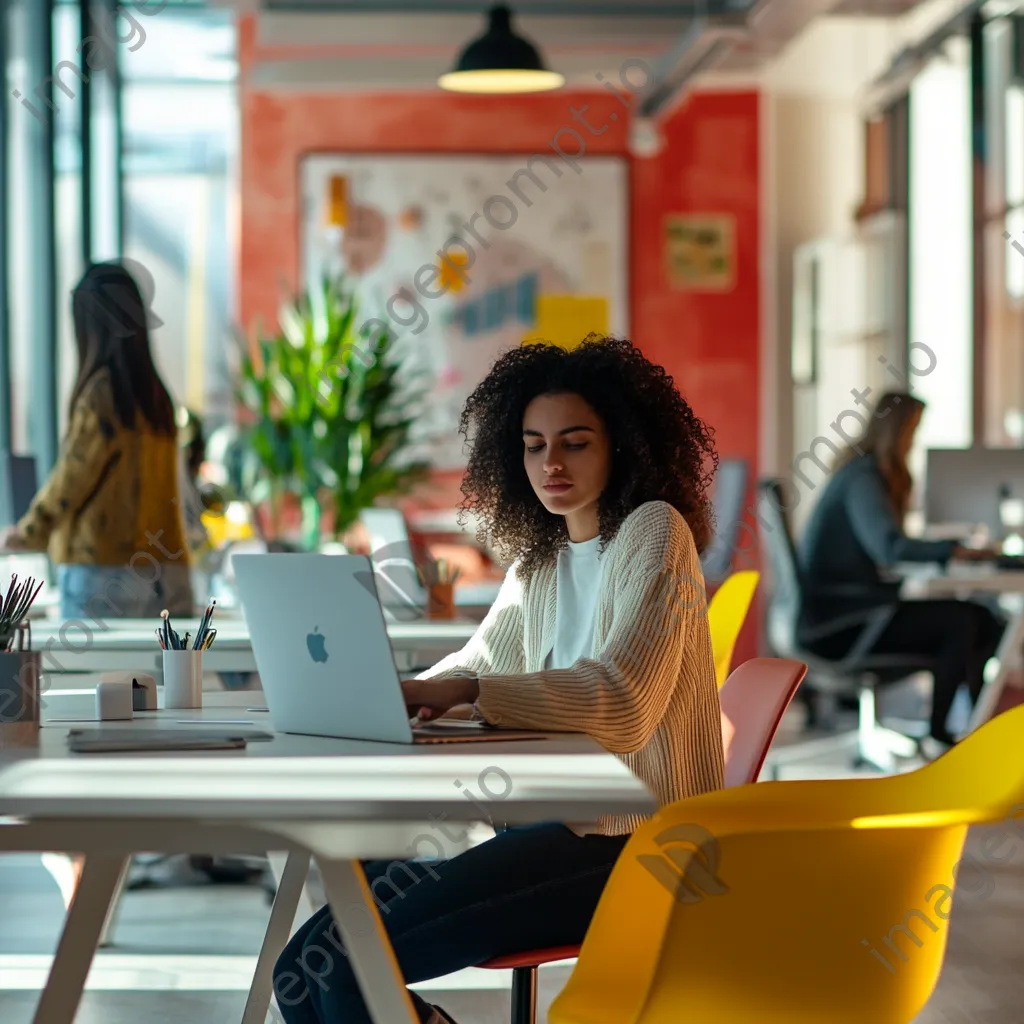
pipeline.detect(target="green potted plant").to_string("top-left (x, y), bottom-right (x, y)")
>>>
top-left (235, 275), bottom-right (431, 549)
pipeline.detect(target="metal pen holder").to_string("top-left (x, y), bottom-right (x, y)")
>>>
top-left (0, 639), bottom-right (42, 750)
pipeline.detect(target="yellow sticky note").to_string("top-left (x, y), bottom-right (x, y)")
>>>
top-left (327, 176), bottom-right (348, 228)
top-left (522, 295), bottom-right (609, 351)
top-left (437, 251), bottom-right (470, 293)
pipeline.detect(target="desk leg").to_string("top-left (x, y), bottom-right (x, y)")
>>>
top-left (98, 858), bottom-right (132, 947)
top-left (315, 857), bottom-right (419, 1024)
top-left (32, 854), bottom-right (128, 1024)
top-left (967, 607), bottom-right (1024, 734)
top-left (267, 850), bottom-right (317, 926)
top-left (243, 851), bottom-right (311, 1024)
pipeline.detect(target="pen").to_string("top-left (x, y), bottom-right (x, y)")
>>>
top-left (194, 599), bottom-right (217, 649)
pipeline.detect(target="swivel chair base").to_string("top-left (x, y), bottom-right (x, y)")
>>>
top-left (765, 677), bottom-right (922, 778)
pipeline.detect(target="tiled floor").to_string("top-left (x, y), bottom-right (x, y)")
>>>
top-left (1, 684), bottom-right (1022, 1023)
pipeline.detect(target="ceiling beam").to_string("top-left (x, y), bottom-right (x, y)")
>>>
top-left (260, 0), bottom-right (735, 14)
top-left (636, 10), bottom-right (752, 116)
top-left (861, 0), bottom-right (988, 113)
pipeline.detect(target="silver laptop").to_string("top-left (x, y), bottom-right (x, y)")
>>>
top-left (232, 552), bottom-right (539, 745)
top-left (359, 507), bottom-right (501, 619)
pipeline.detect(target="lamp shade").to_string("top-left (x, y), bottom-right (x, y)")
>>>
top-left (439, 5), bottom-right (564, 94)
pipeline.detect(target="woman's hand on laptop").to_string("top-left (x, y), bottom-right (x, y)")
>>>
top-left (439, 704), bottom-right (476, 721)
top-left (401, 675), bottom-right (480, 722)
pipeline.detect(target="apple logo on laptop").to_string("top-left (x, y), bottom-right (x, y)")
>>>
top-left (306, 626), bottom-right (329, 663)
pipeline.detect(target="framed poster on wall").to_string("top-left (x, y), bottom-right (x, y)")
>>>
top-left (664, 213), bottom-right (735, 291)
top-left (300, 154), bottom-right (629, 469)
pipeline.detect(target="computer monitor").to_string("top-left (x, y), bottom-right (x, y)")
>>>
top-left (924, 448), bottom-right (1024, 537)
top-left (0, 454), bottom-right (37, 527)
top-left (701, 458), bottom-right (749, 582)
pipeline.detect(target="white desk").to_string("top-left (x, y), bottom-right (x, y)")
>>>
top-left (29, 617), bottom-right (479, 676)
top-left (0, 693), bottom-right (653, 1024)
top-left (900, 563), bottom-right (1024, 733)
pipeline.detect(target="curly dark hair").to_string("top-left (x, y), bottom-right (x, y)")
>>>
top-left (456, 335), bottom-right (718, 576)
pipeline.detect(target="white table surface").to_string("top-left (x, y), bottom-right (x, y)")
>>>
top-left (0, 691), bottom-right (652, 1024)
top-left (29, 617), bottom-right (479, 675)
top-left (3, 692), bottom-right (641, 821)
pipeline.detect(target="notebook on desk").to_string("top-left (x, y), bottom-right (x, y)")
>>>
top-left (65, 728), bottom-right (273, 754)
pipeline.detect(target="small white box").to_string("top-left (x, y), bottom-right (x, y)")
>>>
top-left (95, 679), bottom-right (133, 721)
top-left (99, 671), bottom-right (157, 711)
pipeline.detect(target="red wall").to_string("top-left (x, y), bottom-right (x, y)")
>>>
top-left (239, 14), bottom-right (761, 656)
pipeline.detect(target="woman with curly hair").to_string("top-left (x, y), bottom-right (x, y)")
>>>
top-left (273, 336), bottom-right (725, 1024)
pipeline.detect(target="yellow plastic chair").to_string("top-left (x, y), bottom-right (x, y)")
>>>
top-left (549, 702), bottom-right (1024, 1024)
top-left (707, 570), bottom-right (759, 687)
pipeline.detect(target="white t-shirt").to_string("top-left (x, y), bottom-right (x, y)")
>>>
top-left (544, 536), bottom-right (604, 670)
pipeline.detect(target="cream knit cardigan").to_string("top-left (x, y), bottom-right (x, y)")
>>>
top-left (417, 500), bottom-right (725, 835)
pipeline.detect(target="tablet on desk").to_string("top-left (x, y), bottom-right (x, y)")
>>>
top-left (66, 728), bottom-right (266, 754)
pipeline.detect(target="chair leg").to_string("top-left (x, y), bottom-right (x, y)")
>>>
top-left (510, 965), bottom-right (538, 1024)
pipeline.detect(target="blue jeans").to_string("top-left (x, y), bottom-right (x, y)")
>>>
top-left (272, 822), bottom-right (630, 1024)
top-left (57, 563), bottom-right (193, 622)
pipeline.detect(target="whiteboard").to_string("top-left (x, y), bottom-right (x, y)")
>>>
top-left (300, 154), bottom-right (629, 469)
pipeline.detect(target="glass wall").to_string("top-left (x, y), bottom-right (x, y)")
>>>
top-left (120, 5), bottom-right (237, 431)
top-left (6, 0), bottom-right (58, 470)
top-left (5, 1), bottom-right (238, 466)
top-left (907, 37), bottom-right (973, 482)
top-left (984, 15), bottom-right (1024, 447)
top-left (53, 1), bottom-right (84, 440)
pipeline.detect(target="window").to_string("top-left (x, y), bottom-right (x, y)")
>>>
top-left (907, 39), bottom-right (973, 482)
top-left (984, 15), bottom-right (1024, 446)
top-left (120, 5), bottom-right (238, 429)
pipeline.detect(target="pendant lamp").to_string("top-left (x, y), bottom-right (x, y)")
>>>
top-left (439, 5), bottom-right (564, 94)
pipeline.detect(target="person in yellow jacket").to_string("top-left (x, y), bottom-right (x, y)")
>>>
top-left (0, 261), bottom-right (192, 621)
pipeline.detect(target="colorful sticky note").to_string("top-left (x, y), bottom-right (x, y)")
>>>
top-left (521, 295), bottom-right (609, 351)
top-left (516, 273), bottom-right (538, 326)
top-left (462, 300), bottom-right (480, 337)
top-left (437, 252), bottom-right (469, 293)
top-left (327, 176), bottom-right (348, 228)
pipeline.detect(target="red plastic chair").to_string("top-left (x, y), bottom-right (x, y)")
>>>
top-left (478, 657), bottom-right (807, 1024)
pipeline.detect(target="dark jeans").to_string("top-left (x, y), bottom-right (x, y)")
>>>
top-left (805, 599), bottom-right (1004, 741)
top-left (272, 822), bottom-right (630, 1024)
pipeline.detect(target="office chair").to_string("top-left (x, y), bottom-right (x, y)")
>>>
top-left (549, 701), bottom-right (1024, 1024)
top-left (701, 458), bottom-right (748, 584)
top-left (756, 478), bottom-right (933, 776)
top-left (478, 657), bottom-right (807, 1024)
top-left (707, 569), bottom-right (759, 687)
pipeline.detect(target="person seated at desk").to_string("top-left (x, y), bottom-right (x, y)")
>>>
top-left (0, 261), bottom-right (192, 620)
top-left (798, 390), bottom-right (1004, 749)
top-left (273, 336), bottom-right (726, 1024)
